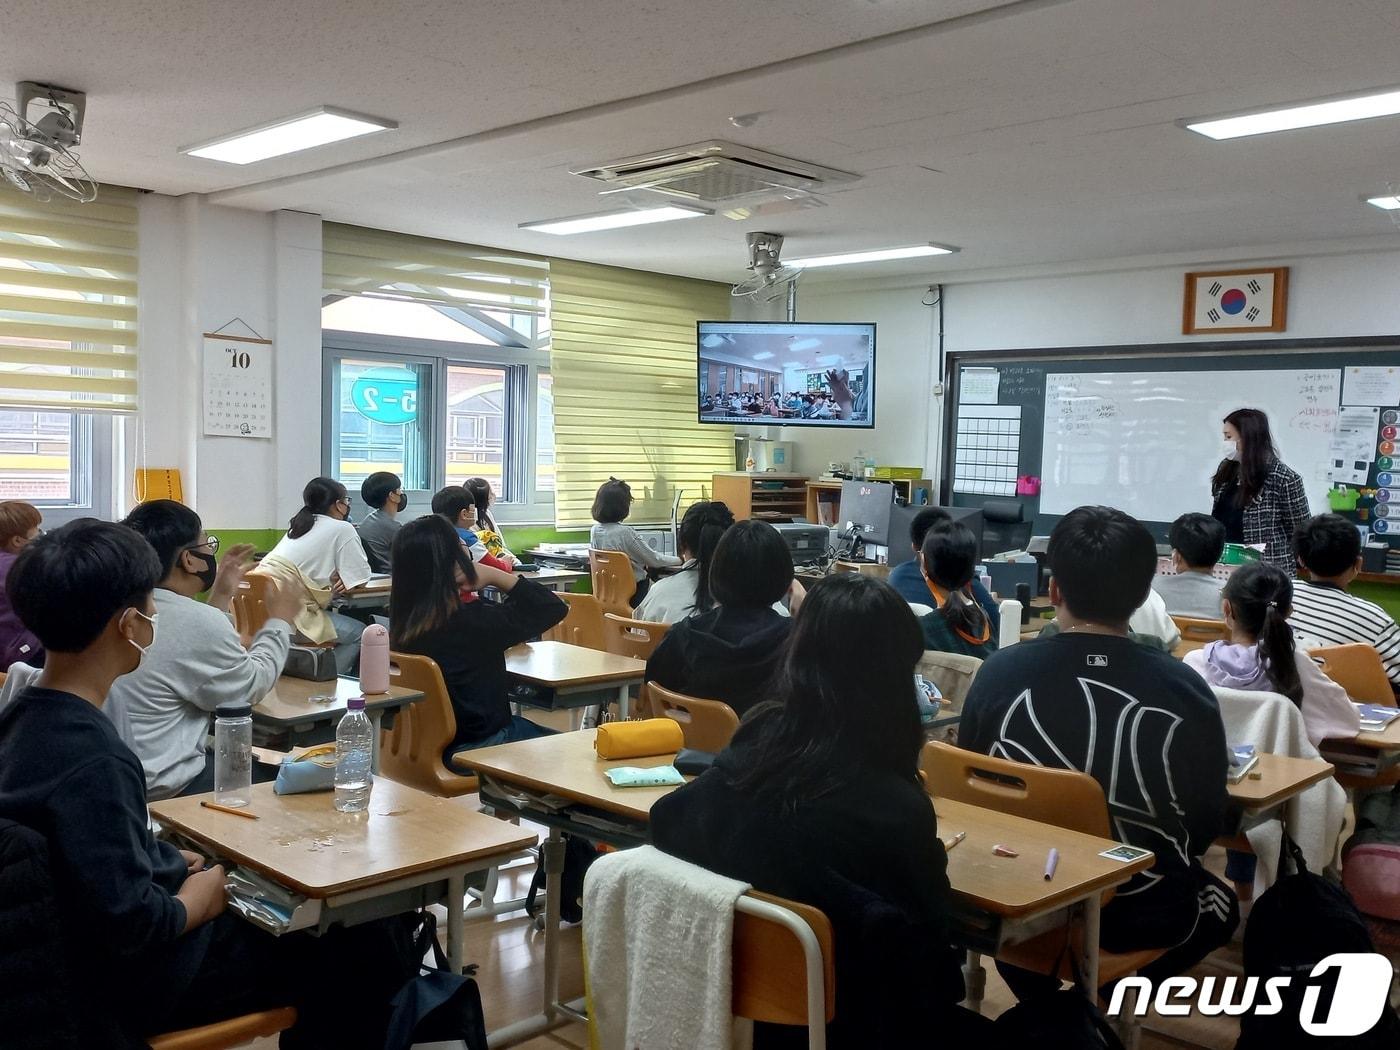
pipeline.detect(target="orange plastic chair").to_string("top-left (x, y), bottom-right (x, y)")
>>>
top-left (647, 682), bottom-right (740, 752)
top-left (1312, 642), bottom-right (1395, 705)
top-left (602, 613), bottom-right (670, 662)
top-left (379, 652), bottom-right (478, 796)
top-left (921, 741), bottom-right (1164, 995)
top-left (1170, 615), bottom-right (1231, 645)
top-left (543, 592), bottom-right (606, 651)
top-left (148, 1008), bottom-right (297, 1049)
top-left (733, 892), bottom-right (836, 1043)
top-left (589, 549), bottom-right (637, 617)
top-left (231, 575), bottom-right (274, 647)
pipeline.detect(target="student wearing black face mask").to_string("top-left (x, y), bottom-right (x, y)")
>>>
top-left (106, 500), bottom-right (303, 799)
top-left (359, 470), bottom-right (408, 573)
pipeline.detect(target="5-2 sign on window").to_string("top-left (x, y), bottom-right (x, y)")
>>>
top-left (351, 368), bottom-right (419, 425)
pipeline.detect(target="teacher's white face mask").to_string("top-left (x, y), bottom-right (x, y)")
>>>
top-left (1222, 440), bottom-right (1239, 462)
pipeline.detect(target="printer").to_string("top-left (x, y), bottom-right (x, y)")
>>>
top-left (772, 522), bottom-right (831, 567)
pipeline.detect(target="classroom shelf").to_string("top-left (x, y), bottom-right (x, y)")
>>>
top-left (712, 472), bottom-right (809, 522)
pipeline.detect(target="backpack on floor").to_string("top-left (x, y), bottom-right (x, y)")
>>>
top-left (525, 833), bottom-right (598, 924)
top-left (1236, 832), bottom-right (1400, 1049)
top-left (383, 913), bottom-right (488, 1050)
top-left (1343, 783), bottom-right (1400, 921)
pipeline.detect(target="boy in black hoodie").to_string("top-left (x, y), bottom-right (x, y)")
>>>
top-left (645, 519), bottom-right (800, 716)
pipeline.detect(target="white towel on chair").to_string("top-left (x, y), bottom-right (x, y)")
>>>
top-left (583, 845), bottom-right (753, 1050)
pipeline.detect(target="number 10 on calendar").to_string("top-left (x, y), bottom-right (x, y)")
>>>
top-left (203, 334), bottom-right (273, 438)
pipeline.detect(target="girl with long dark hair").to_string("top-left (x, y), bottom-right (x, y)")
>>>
top-left (633, 500), bottom-right (736, 623)
top-left (918, 522), bottom-right (997, 659)
top-left (650, 573), bottom-right (987, 1045)
top-left (389, 515), bottom-right (566, 757)
top-left (1210, 408), bottom-right (1311, 575)
top-left (463, 476), bottom-right (517, 564)
top-left (261, 476), bottom-right (372, 674)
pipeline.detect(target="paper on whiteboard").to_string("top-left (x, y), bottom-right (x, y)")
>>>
top-left (1326, 406), bottom-right (1379, 484)
top-left (954, 405), bottom-right (1020, 497)
top-left (1343, 366), bottom-right (1400, 407)
top-left (959, 368), bottom-right (1000, 406)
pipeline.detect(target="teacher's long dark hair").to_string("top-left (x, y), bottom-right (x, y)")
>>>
top-left (729, 573), bottom-right (925, 813)
top-left (388, 514), bottom-right (478, 648)
top-left (1213, 408), bottom-right (1278, 508)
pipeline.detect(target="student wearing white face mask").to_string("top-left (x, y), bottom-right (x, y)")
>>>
top-left (1210, 408), bottom-right (1311, 576)
top-left (106, 500), bottom-right (302, 799)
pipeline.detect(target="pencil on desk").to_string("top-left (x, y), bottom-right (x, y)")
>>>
top-left (1044, 847), bottom-right (1059, 881)
top-left (200, 800), bottom-right (259, 820)
top-left (944, 830), bottom-right (966, 851)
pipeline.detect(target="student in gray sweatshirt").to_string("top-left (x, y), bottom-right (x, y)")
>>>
top-left (1152, 512), bottom-right (1228, 619)
top-left (106, 500), bottom-right (301, 799)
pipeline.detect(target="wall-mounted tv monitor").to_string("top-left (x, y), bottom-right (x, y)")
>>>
top-left (697, 321), bottom-right (875, 429)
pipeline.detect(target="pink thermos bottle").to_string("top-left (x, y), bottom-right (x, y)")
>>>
top-left (359, 623), bottom-right (390, 694)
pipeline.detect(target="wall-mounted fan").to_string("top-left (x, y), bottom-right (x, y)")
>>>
top-left (730, 231), bottom-right (802, 303)
top-left (0, 82), bottom-right (95, 203)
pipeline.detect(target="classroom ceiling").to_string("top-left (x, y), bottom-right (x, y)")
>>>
top-left (6, 0), bottom-right (1400, 283)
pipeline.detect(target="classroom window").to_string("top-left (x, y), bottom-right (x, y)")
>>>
top-left (322, 296), bottom-right (552, 520)
top-left (0, 409), bottom-right (113, 521)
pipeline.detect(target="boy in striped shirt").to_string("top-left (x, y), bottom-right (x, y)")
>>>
top-left (1290, 513), bottom-right (1400, 689)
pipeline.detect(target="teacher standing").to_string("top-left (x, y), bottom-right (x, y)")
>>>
top-left (1210, 408), bottom-right (1311, 576)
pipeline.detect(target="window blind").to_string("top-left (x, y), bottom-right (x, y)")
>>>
top-left (550, 258), bottom-right (733, 528)
top-left (0, 184), bottom-right (139, 413)
top-left (323, 222), bottom-right (549, 315)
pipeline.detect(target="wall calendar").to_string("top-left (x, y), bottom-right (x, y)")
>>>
top-left (203, 333), bottom-right (272, 438)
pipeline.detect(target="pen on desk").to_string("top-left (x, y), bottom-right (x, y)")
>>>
top-left (200, 800), bottom-right (259, 820)
top-left (944, 831), bottom-right (966, 851)
top-left (1044, 847), bottom-right (1059, 881)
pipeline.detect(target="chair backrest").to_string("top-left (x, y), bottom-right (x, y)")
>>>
top-left (603, 612), bottom-right (670, 661)
top-left (1170, 615), bottom-right (1231, 645)
top-left (1311, 642), bottom-right (1394, 705)
top-left (590, 549), bottom-right (637, 616)
top-left (647, 681), bottom-right (740, 752)
top-left (920, 740), bottom-right (1112, 838)
top-left (914, 650), bottom-right (983, 713)
top-left (232, 574), bottom-right (274, 647)
top-left (379, 652), bottom-right (477, 797)
top-left (543, 592), bottom-right (606, 650)
top-left (733, 891), bottom-right (836, 1032)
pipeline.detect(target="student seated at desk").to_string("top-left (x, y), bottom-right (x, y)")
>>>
top-left (651, 574), bottom-right (990, 1047)
top-left (390, 515), bottom-right (566, 757)
top-left (357, 470), bottom-right (407, 574)
top-left (429, 484), bottom-right (501, 567)
top-left (261, 476), bottom-right (371, 675)
top-left (0, 520), bottom-right (409, 1046)
top-left (465, 475), bottom-right (517, 565)
top-left (918, 522), bottom-right (997, 660)
top-left (961, 505), bottom-right (1237, 995)
top-left (1036, 584), bottom-right (1181, 652)
top-left (589, 477), bottom-right (682, 607)
top-left (107, 500), bottom-right (300, 800)
top-left (645, 520), bottom-right (800, 717)
top-left (1152, 512), bottom-right (1227, 618)
top-left (0, 499), bottom-right (43, 668)
top-left (887, 507), bottom-right (999, 629)
top-left (1182, 560), bottom-right (1359, 899)
top-left (1289, 512), bottom-right (1400, 689)
top-left (633, 500), bottom-right (735, 623)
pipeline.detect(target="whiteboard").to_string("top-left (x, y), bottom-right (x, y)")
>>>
top-left (1039, 368), bottom-right (1341, 521)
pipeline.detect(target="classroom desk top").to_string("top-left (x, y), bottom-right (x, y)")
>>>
top-left (150, 779), bottom-right (536, 898)
top-left (520, 567), bottom-right (589, 587)
top-left (504, 641), bottom-right (647, 688)
top-left (468, 730), bottom-right (1153, 920)
top-left (466, 729), bottom-right (679, 822)
top-left (932, 797), bottom-right (1153, 919)
top-left (254, 675), bottom-right (425, 727)
top-left (1226, 754), bottom-right (1334, 810)
top-left (1331, 709), bottom-right (1400, 752)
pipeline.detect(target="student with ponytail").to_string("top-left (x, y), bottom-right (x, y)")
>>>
top-left (1183, 561), bottom-right (1359, 747)
top-left (917, 522), bottom-right (997, 660)
top-left (1182, 560), bottom-right (1359, 900)
top-left (634, 500), bottom-right (736, 623)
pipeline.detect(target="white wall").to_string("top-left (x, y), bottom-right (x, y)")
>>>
top-left (770, 244), bottom-right (1400, 492)
top-left (137, 194), bottom-right (323, 529)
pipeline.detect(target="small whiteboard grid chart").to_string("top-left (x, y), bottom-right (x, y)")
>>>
top-left (954, 405), bottom-right (1021, 496)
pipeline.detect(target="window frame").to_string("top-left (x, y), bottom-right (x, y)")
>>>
top-left (1, 410), bottom-right (115, 526)
top-left (322, 328), bottom-right (552, 523)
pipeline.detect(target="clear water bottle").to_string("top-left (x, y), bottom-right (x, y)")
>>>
top-left (334, 696), bottom-right (374, 813)
top-left (213, 702), bottom-right (253, 807)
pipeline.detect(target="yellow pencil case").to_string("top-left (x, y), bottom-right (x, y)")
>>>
top-left (594, 718), bottom-right (684, 760)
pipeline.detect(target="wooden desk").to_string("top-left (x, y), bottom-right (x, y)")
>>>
top-left (471, 731), bottom-right (1147, 1047)
top-left (256, 676), bottom-right (425, 768)
top-left (1321, 707), bottom-right (1400, 780)
top-left (1222, 754), bottom-right (1334, 834)
top-left (505, 641), bottom-right (647, 720)
top-left (339, 575), bottom-right (391, 608)
top-left (151, 780), bottom-right (535, 972)
top-left (519, 567), bottom-right (588, 591)
top-left (342, 568), bottom-right (586, 608)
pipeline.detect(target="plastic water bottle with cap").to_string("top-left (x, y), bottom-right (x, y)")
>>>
top-left (334, 697), bottom-right (374, 813)
top-left (214, 702), bottom-right (253, 807)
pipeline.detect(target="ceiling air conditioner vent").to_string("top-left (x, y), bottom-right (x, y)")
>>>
top-left (572, 140), bottom-right (859, 204)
